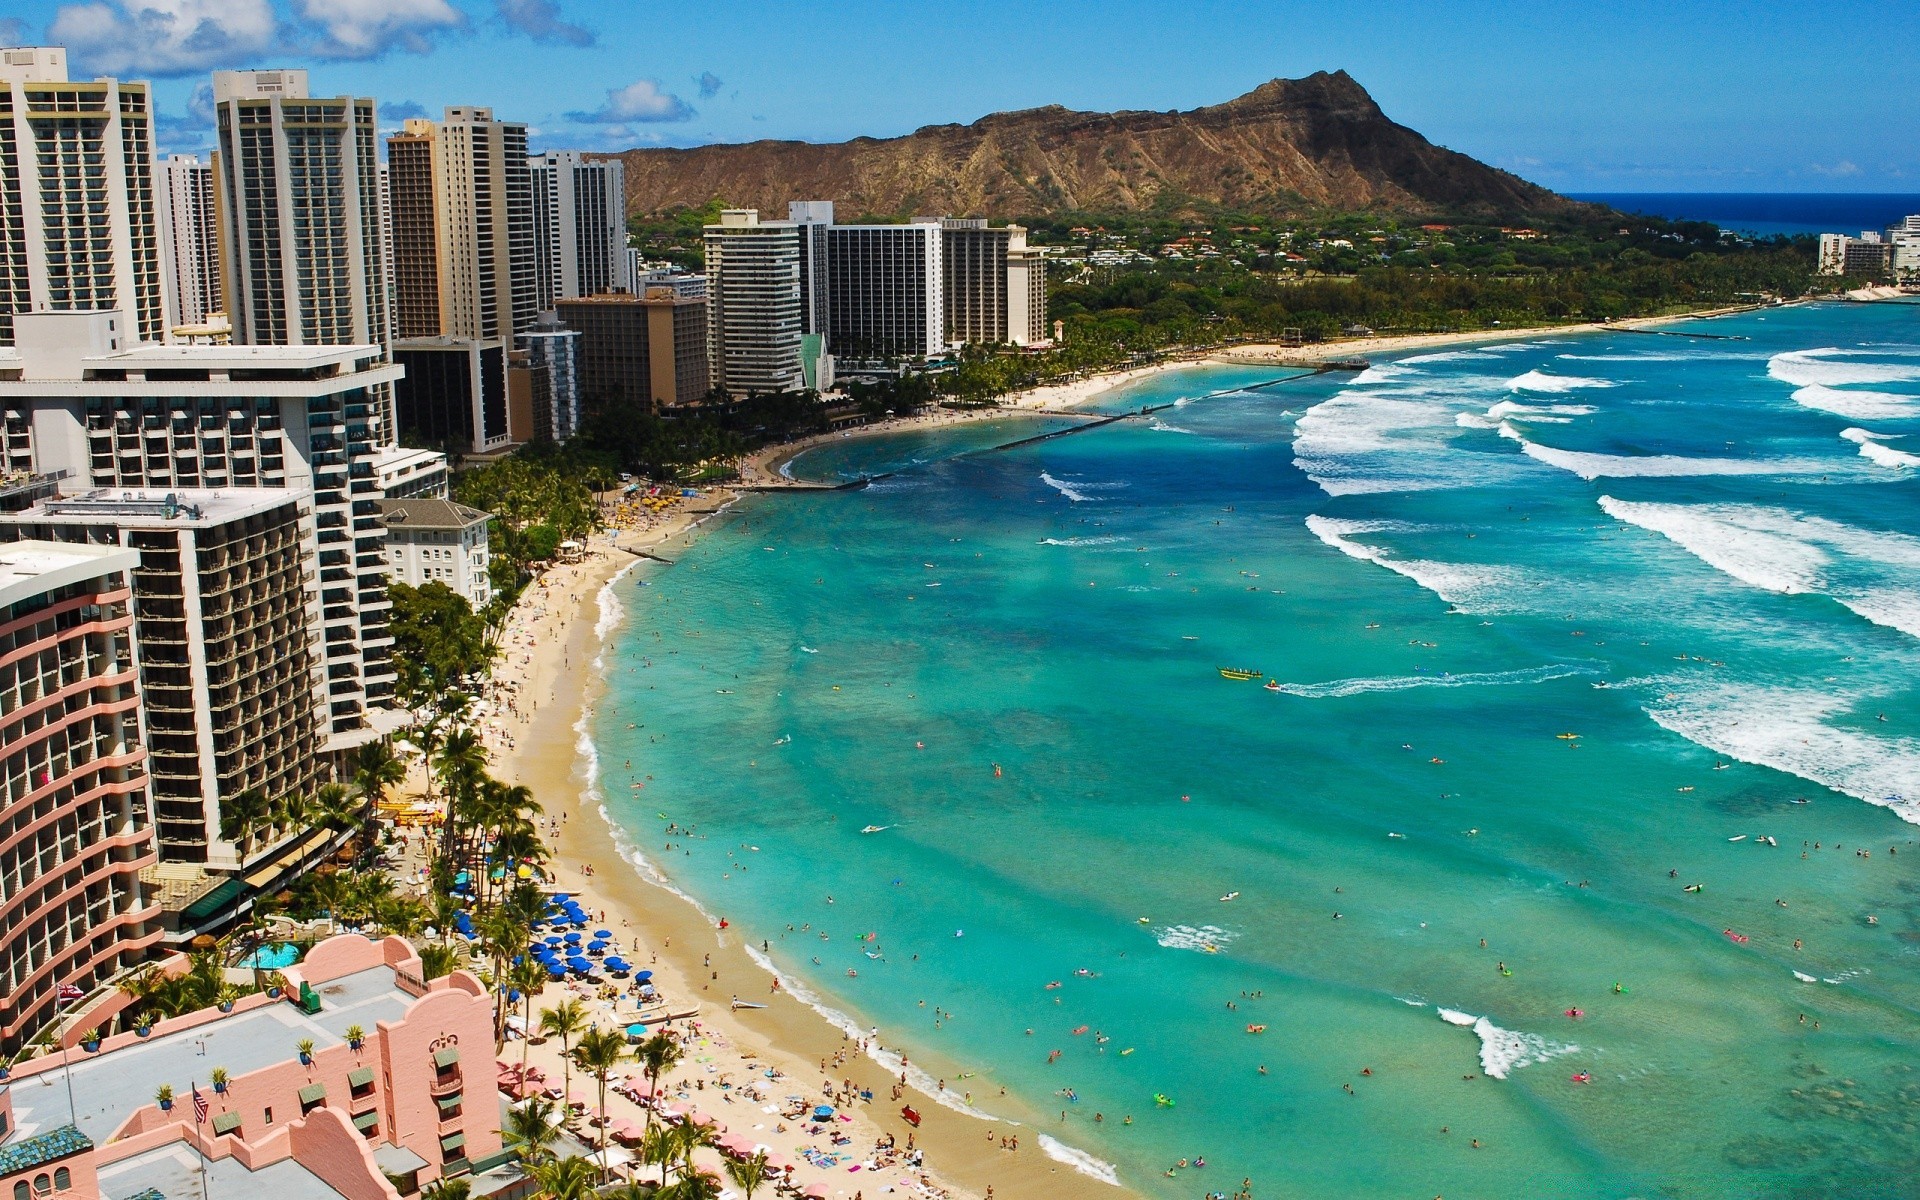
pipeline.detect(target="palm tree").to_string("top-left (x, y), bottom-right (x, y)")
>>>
top-left (352, 739), bottom-right (407, 854)
top-left (538, 997), bottom-right (587, 1103)
top-left (639, 1124), bottom-right (679, 1190)
top-left (508, 957), bottom-right (548, 1075)
top-left (526, 1154), bottom-right (599, 1200)
top-left (218, 787), bottom-right (270, 857)
top-left (478, 906), bottom-right (532, 1045)
top-left (634, 1030), bottom-right (682, 1137)
top-left (427, 1180), bottom-right (471, 1200)
top-left (725, 1151), bottom-right (771, 1200)
top-left (504, 1095), bottom-right (565, 1166)
top-left (658, 1170), bottom-right (724, 1200)
top-left (572, 1026), bottom-right (629, 1176)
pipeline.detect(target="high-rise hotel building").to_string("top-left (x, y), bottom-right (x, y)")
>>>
top-left (530, 150), bottom-right (628, 307)
top-left (0, 46), bottom-right (167, 347)
top-left (386, 108), bottom-right (536, 341)
top-left (211, 69), bottom-right (387, 349)
top-left (0, 310), bottom-right (403, 747)
top-left (942, 219), bottom-right (1050, 347)
top-left (0, 539), bottom-right (158, 1050)
top-left (703, 210), bottom-right (807, 396)
top-left (823, 218), bottom-right (944, 360)
top-left (158, 154), bottom-right (220, 330)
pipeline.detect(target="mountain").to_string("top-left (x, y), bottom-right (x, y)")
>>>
top-left (608, 71), bottom-right (1573, 221)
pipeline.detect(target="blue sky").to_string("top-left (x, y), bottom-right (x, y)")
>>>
top-left (6, 0), bottom-right (1916, 192)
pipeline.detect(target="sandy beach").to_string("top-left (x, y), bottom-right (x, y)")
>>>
top-left (429, 299), bottom-right (1787, 1199)
top-left (455, 494), bottom-right (1125, 1199)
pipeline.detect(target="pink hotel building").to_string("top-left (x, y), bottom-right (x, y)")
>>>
top-left (0, 934), bottom-right (506, 1200)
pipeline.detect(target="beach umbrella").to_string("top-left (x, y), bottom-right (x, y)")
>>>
top-left (568, 956), bottom-right (593, 972)
top-left (545, 935), bottom-right (563, 945)
top-left (587, 939), bottom-right (608, 951)
top-left (634, 970), bottom-right (653, 981)
top-left (594, 930), bottom-right (613, 939)
top-left (564, 931), bottom-right (582, 943)
top-left (625, 1024), bottom-right (647, 1041)
top-left (552, 892), bottom-right (570, 902)
top-left (547, 965), bottom-right (566, 978)
top-left (813, 1105), bottom-right (834, 1121)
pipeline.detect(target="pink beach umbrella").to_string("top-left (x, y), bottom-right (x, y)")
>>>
top-left (802, 1183), bottom-right (830, 1200)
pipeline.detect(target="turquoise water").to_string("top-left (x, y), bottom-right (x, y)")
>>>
top-left (591, 304), bottom-right (1920, 1198)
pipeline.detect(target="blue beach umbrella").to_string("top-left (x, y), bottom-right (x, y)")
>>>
top-left (547, 965), bottom-right (566, 978)
top-left (594, 930), bottom-right (613, 939)
top-left (625, 1024), bottom-right (647, 1040)
top-left (568, 956), bottom-right (593, 971)
top-left (635, 970), bottom-right (653, 981)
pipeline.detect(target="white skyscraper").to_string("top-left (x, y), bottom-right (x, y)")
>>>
top-left (211, 69), bottom-right (388, 348)
top-left (703, 209), bottom-right (806, 396)
top-left (158, 153), bottom-right (221, 328)
top-left (0, 46), bottom-right (168, 346)
top-left (531, 150), bottom-right (629, 305)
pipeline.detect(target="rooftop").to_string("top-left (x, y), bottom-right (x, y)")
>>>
top-left (0, 539), bottom-right (140, 609)
top-left (0, 488), bottom-right (304, 529)
top-left (6, 967), bottom-right (413, 1145)
top-left (376, 498), bottom-right (491, 531)
top-left (98, 1140), bottom-right (340, 1200)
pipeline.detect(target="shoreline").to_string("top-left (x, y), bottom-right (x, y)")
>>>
top-left (744, 302), bottom-right (1776, 486)
top-left (464, 297), bottom-right (1789, 1197)
top-left (483, 507), bottom-right (1127, 1197)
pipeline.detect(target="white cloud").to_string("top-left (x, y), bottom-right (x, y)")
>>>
top-left (1808, 160), bottom-right (1862, 178)
top-left (496, 0), bottom-right (592, 47)
top-left (48, 0), bottom-right (276, 77)
top-left (569, 78), bottom-right (695, 124)
top-left (290, 0), bottom-right (465, 59)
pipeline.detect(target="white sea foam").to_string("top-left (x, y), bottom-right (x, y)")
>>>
top-left (1147, 417), bottom-right (1195, 434)
top-left (1038, 535), bottom-right (1123, 547)
top-left (1304, 515), bottom-right (1523, 613)
top-left (1454, 412), bottom-right (1499, 430)
top-left (1040, 472), bottom-right (1127, 502)
top-left (1642, 682), bottom-right (1920, 824)
top-left (1293, 378), bottom-right (1530, 496)
top-left (1599, 497), bottom-right (1920, 639)
top-left (1436, 1009), bottom-right (1577, 1080)
top-left (1508, 369), bottom-right (1618, 393)
top-left (1502, 423), bottom-right (1820, 480)
top-left (1037, 1135), bottom-right (1122, 1185)
top-left (1487, 399), bottom-right (1597, 420)
top-left (1155, 924), bottom-right (1239, 952)
top-left (1840, 427), bottom-right (1920, 469)
top-left (1771, 348), bottom-right (1920, 418)
top-left (592, 559), bottom-right (641, 641)
top-left (1400, 349), bottom-right (1504, 364)
top-left (1271, 663), bottom-right (1596, 698)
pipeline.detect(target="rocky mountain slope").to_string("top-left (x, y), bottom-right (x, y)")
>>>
top-left (609, 71), bottom-right (1572, 220)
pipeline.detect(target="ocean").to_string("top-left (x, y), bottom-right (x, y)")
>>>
top-left (588, 301), bottom-right (1920, 1198)
top-left (1571, 192), bottom-right (1920, 239)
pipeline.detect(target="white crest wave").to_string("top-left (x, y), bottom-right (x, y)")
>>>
top-left (1508, 369), bottom-right (1618, 393)
top-left (1436, 1008), bottom-right (1578, 1079)
top-left (1305, 515), bottom-right (1524, 613)
top-left (1840, 427), bottom-right (1920, 469)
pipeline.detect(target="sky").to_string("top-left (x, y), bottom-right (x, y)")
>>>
top-left (5, 0), bottom-right (1917, 193)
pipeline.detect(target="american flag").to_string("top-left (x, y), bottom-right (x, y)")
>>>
top-left (192, 1085), bottom-right (208, 1124)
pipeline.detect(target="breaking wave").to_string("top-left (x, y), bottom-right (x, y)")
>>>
top-left (1508, 369), bottom-right (1618, 393)
top-left (1436, 1008), bottom-right (1578, 1080)
top-left (1502, 424), bottom-right (1821, 480)
top-left (1841, 428), bottom-right (1920, 469)
top-left (1270, 664), bottom-right (1598, 698)
top-left (1305, 515), bottom-right (1523, 613)
top-left (1599, 496), bottom-right (1920, 640)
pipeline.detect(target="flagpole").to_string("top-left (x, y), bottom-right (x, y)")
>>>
top-left (191, 1082), bottom-right (212, 1200)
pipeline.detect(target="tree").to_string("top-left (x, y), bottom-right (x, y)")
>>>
top-left (658, 1169), bottom-right (724, 1200)
top-left (634, 1030), bottom-right (682, 1137)
top-left (572, 1025), bottom-right (631, 1176)
top-left (527, 1154), bottom-right (600, 1200)
top-left (509, 956), bottom-right (549, 1075)
top-left (389, 582), bottom-right (496, 708)
top-left (427, 1180), bottom-right (471, 1200)
top-left (351, 739), bottom-right (408, 854)
top-left (725, 1151), bottom-right (772, 1200)
top-left (504, 1095), bottom-right (565, 1166)
top-left (419, 943), bottom-right (463, 980)
top-left (539, 997), bottom-right (588, 1102)
top-left (218, 788), bottom-right (271, 856)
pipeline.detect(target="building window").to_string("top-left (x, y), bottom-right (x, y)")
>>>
top-left (51, 1172), bottom-right (67, 1192)
top-left (16, 1181), bottom-right (30, 1200)
top-left (31, 1176), bottom-right (48, 1196)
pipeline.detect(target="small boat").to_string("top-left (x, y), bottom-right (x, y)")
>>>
top-left (1264, 679), bottom-right (1281, 692)
top-left (1556, 732), bottom-right (1580, 740)
top-left (1219, 668), bottom-right (1261, 681)
top-left (860, 825), bottom-right (891, 835)
top-left (1728, 835), bottom-right (1747, 842)
top-left (1220, 891), bottom-right (1240, 902)
top-left (730, 999), bottom-right (768, 1010)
